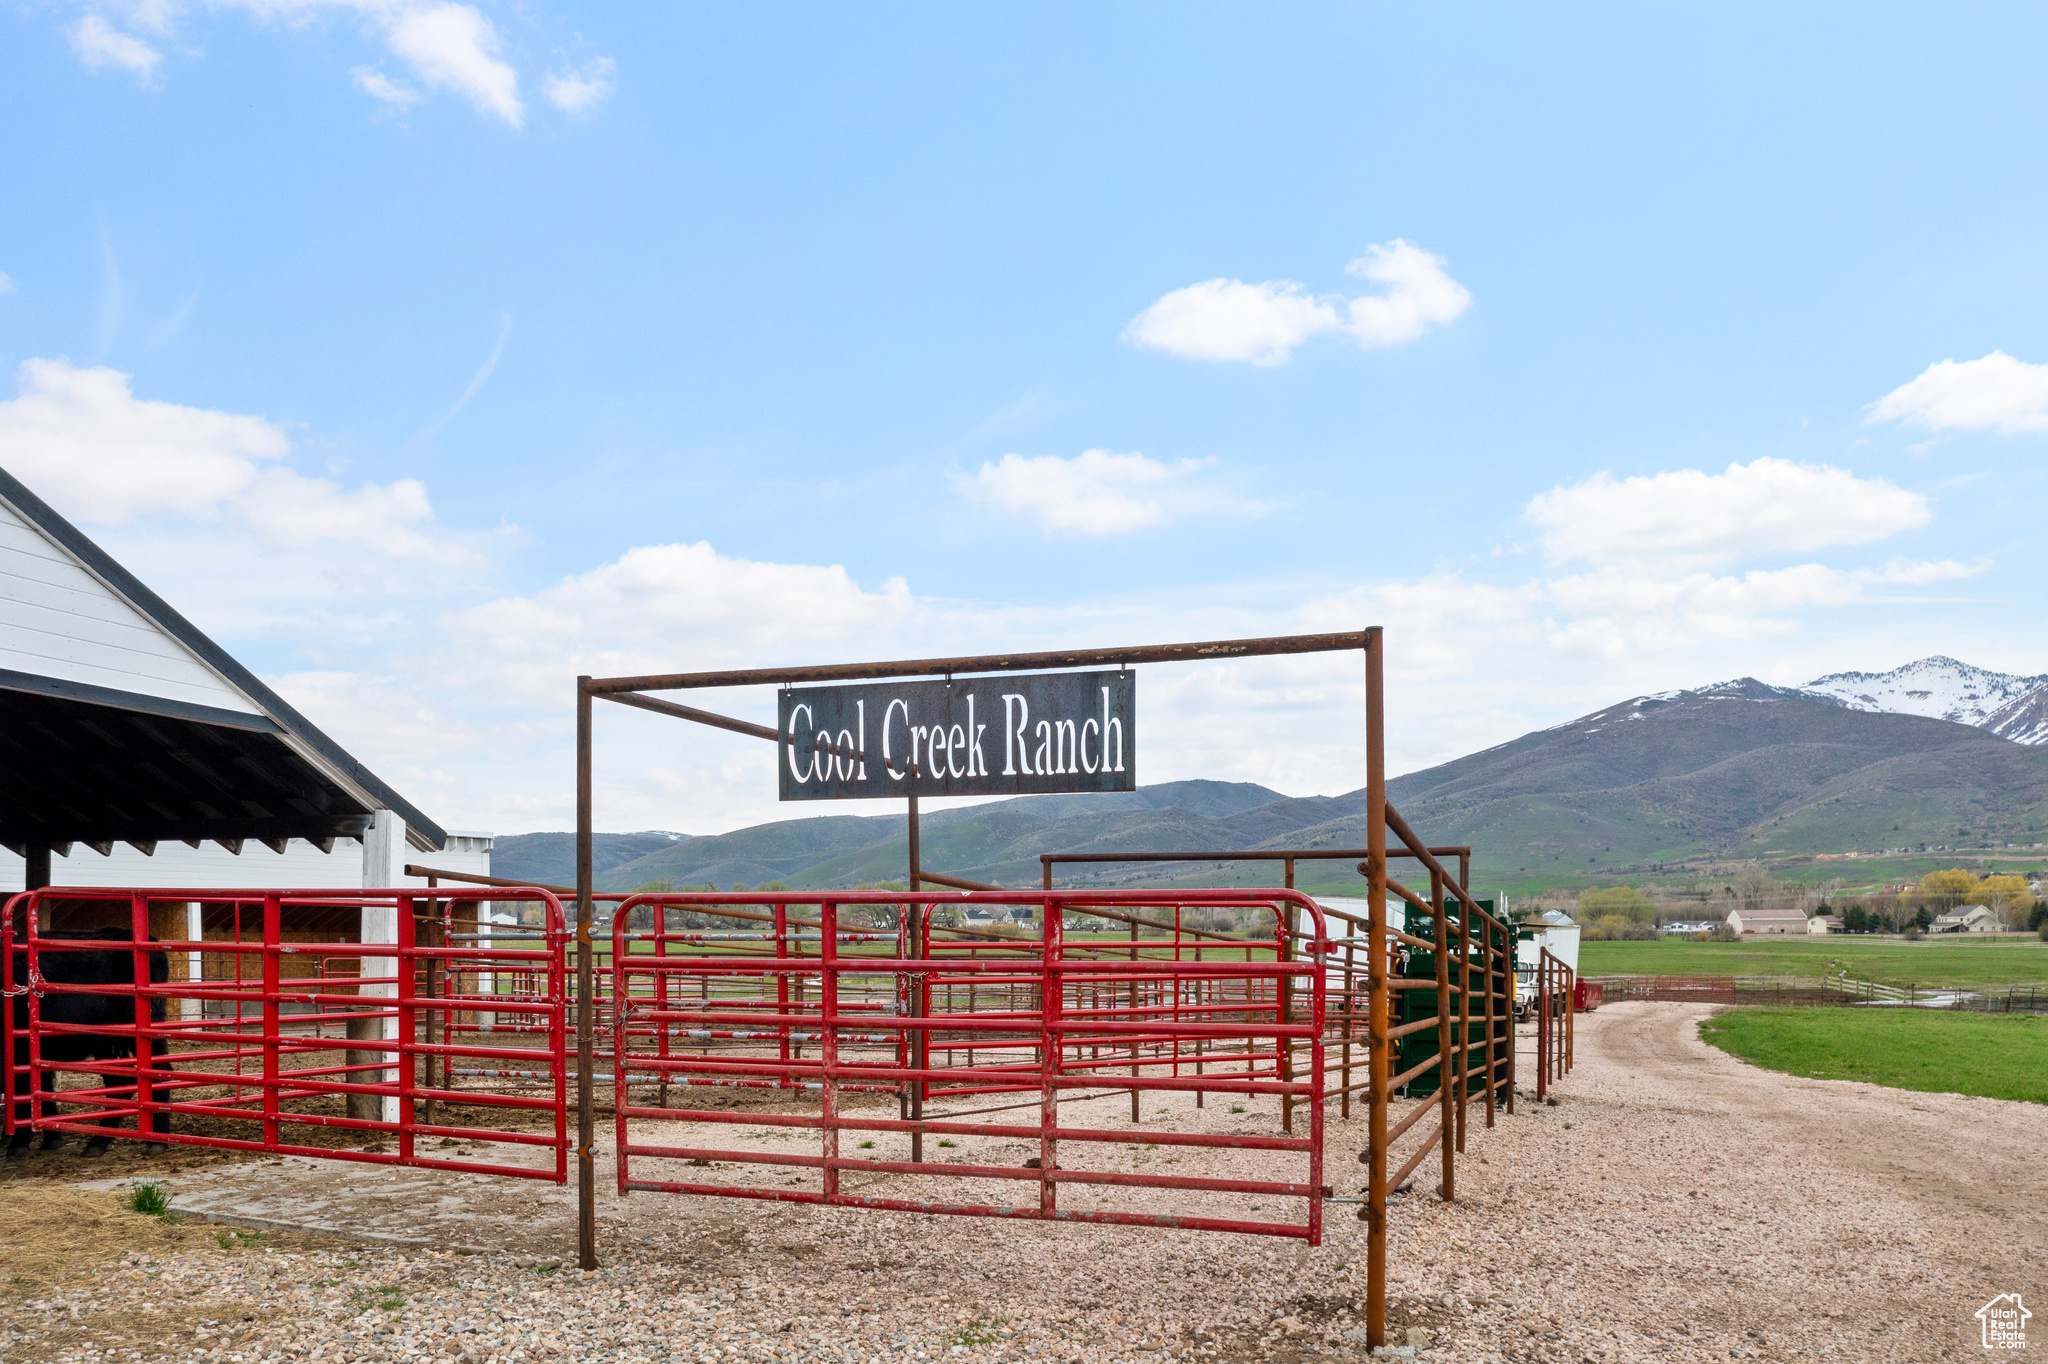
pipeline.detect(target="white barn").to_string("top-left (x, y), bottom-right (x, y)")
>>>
top-left (0, 464), bottom-right (486, 897)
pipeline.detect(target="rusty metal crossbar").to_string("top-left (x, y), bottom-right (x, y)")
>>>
top-left (607, 889), bottom-right (1327, 1242)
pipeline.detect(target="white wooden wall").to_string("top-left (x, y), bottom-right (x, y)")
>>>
top-left (0, 496), bottom-right (260, 715)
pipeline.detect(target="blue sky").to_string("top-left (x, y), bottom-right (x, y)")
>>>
top-left (4, 4), bottom-right (2047, 836)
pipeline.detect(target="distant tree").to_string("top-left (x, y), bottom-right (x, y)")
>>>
top-left (1733, 863), bottom-right (1778, 914)
top-left (1976, 874), bottom-right (2035, 928)
top-left (1577, 886), bottom-right (1658, 926)
top-left (2027, 902), bottom-right (2048, 932)
top-left (1913, 906), bottom-right (1934, 931)
top-left (1918, 868), bottom-right (1978, 912)
top-left (1842, 904), bottom-right (1868, 934)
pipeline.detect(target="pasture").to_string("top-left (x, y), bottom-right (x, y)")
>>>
top-left (1578, 933), bottom-right (2048, 987)
top-left (1698, 1006), bottom-right (2048, 1104)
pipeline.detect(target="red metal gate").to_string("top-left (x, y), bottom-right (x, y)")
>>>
top-left (607, 889), bottom-right (1329, 1242)
top-left (4, 886), bottom-right (569, 1181)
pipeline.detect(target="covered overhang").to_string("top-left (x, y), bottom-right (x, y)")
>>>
top-left (0, 466), bottom-right (446, 875)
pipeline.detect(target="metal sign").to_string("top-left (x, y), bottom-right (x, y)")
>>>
top-left (778, 670), bottom-right (1134, 800)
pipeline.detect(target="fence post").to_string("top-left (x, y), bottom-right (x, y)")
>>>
top-left (1362, 628), bottom-right (1389, 1350)
top-left (1433, 870), bottom-right (1453, 1201)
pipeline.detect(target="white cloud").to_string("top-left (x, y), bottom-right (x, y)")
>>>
top-left (385, 3), bottom-right (521, 125)
top-left (444, 541), bottom-right (914, 705)
top-left (1341, 240), bottom-right (1475, 347)
top-left (1122, 280), bottom-right (1339, 367)
top-left (0, 359), bottom-right (288, 520)
top-left (0, 272), bottom-right (16, 295)
top-left (1523, 457), bottom-right (1931, 568)
top-left (69, 14), bottom-right (163, 80)
top-left (0, 358), bottom-right (492, 631)
top-left (543, 56), bottom-right (614, 113)
top-left (1537, 559), bottom-right (1980, 658)
top-left (1122, 239), bottom-right (1470, 366)
top-left (353, 67), bottom-right (420, 105)
top-left (968, 449), bottom-right (1261, 536)
top-left (1868, 350), bottom-right (2048, 435)
top-left (140, 2), bottom-right (528, 125)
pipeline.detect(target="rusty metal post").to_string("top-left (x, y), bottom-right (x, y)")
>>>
top-left (1455, 894), bottom-right (1470, 1153)
top-left (1482, 916), bottom-right (1496, 1129)
top-left (1566, 965), bottom-right (1576, 1075)
top-left (1535, 950), bottom-right (1549, 1104)
top-left (1432, 869), bottom-right (1452, 1202)
top-left (576, 676), bottom-right (597, 1271)
top-left (1507, 928), bottom-right (1517, 1116)
top-left (1362, 628), bottom-right (1389, 1349)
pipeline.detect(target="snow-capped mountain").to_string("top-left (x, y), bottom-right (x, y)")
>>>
top-left (1801, 656), bottom-right (2048, 745)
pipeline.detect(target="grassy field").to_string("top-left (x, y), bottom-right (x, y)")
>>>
top-left (1698, 1007), bottom-right (2048, 1104)
top-left (1579, 934), bottom-right (2048, 988)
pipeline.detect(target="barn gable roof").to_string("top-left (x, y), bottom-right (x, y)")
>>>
top-left (0, 465), bottom-right (446, 854)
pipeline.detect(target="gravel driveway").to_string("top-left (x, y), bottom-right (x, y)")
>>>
top-left (3, 1001), bottom-right (2038, 1363)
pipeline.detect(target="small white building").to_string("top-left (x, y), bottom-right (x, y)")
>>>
top-left (1807, 913), bottom-right (1844, 935)
top-left (1931, 904), bottom-right (1999, 934)
top-left (1727, 907), bottom-right (1810, 935)
top-left (1658, 920), bottom-right (1721, 935)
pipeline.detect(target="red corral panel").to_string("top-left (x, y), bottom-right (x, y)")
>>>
top-left (4, 886), bottom-right (568, 1182)
top-left (608, 889), bottom-right (1329, 1244)
top-left (1574, 979), bottom-right (1604, 1012)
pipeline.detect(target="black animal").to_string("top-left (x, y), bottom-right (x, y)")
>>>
top-left (7, 928), bottom-right (172, 1158)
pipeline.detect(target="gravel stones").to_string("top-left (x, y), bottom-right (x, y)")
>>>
top-left (4, 1004), bottom-right (2040, 1363)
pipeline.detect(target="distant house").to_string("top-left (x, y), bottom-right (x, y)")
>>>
top-left (1807, 914), bottom-right (1844, 935)
top-left (1931, 904), bottom-right (1999, 934)
top-left (1726, 907), bottom-right (1810, 935)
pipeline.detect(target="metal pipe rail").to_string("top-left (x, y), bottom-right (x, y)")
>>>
top-left (3, 885), bottom-right (570, 1181)
top-left (607, 889), bottom-right (1328, 1243)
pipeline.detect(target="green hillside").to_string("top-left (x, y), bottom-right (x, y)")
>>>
top-left (485, 681), bottom-right (2048, 897)
top-left (1386, 680), bottom-right (2048, 889)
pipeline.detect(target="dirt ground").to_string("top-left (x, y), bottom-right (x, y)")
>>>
top-left (2, 1002), bottom-right (2041, 1364)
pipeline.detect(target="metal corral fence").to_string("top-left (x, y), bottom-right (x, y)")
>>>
top-left (1588, 974), bottom-right (2048, 1013)
top-left (4, 885), bottom-right (568, 1179)
top-left (607, 888), bottom-right (1329, 1241)
top-left (6, 872), bottom-right (1541, 1352)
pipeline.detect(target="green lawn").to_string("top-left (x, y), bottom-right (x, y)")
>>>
top-left (1698, 1007), bottom-right (2048, 1104)
top-left (1579, 935), bottom-right (2048, 988)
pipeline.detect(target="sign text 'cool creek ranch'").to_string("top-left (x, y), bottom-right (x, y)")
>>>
top-left (778, 670), bottom-right (1135, 800)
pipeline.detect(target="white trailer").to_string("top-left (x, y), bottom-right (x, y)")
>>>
top-left (1513, 910), bottom-right (1580, 1018)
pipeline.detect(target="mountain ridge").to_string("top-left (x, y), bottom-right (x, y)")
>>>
top-left (1800, 655), bottom-right (2048, 744)
top-left (486, 665), bottom-right (2048, 891)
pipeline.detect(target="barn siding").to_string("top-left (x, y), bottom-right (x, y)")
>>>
top-left (0, 496), bottom-right (261, 715)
